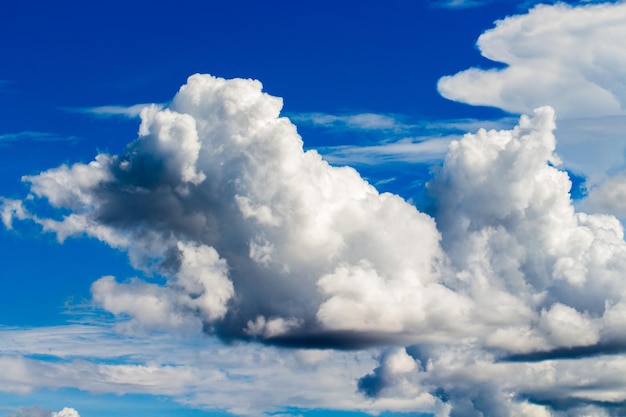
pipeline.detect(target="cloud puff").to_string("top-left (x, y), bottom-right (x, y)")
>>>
top-left (5, 74), bottom-right (626, 416)
top-left (438, 2), bottom-right (626, 119)
top-left (51, 409), bottom-right (79, 417)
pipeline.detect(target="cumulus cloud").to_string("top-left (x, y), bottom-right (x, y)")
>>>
top-left (51, 409), bottom-right (79, 417)
top-left (3, 74), bottom-right (458, 347)
top-left (5, 74), bottom-right (626, 416)
top-left (436, 1), bottom-right (626, 219)
top-left (438, 2), bottom-right (626, 119)
top-left (431, 106), bottom-right (626, 353)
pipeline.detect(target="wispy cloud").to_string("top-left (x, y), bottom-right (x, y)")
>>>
top-left (64, 103), bottom-right (161, 119)
top-left (0, 131), bottom-right (78, 144)
top-left (319, 136), bottom-right (453, 165)
top-left (430, 0), bottom-right (492, 9)
top-left (295, 111), bottom-right (514, 165)
top-left (290, 112), bottom-right (411, 132)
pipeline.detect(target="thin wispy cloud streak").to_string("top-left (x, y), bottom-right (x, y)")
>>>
top-left (0, 131), bottom-right (78, 144)
top-left (64, 104), bottom-right (161, 119)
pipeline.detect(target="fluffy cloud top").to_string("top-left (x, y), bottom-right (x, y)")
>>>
top-left (5, 74), bottom-right (626, 416)
top-left (51, 409), bottom-right (79, 417)
top-left (437, 2), bottom-right (626, 118)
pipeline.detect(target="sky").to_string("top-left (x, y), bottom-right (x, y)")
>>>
top-left (2, 0), bottom-right (626, 416)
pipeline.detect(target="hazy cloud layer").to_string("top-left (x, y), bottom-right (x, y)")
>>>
top-left (4, 74), bottom-right (626, 416)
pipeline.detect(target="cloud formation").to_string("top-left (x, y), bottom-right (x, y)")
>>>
top-left (51, 409), bottom-right (79, 417)
top-left (438, 2), bottom-right (626, 119)
top-left (4, 74), bottom-right (626, 416)
top-left (64, 104), bottom-right (160, 119)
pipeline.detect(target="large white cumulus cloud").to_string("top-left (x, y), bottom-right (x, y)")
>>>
top-left (5, 74), bottom-right (626, 416)
top-left (431, 107), bottom-right (626, 355)
top-left (437, 2), bottom-right (626, 118)
top-left (356, 106), bottom-right (626, 416)
top-left (3, 74), bottom-right (457, 347)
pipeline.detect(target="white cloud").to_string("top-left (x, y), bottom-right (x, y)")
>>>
top-left (438, 2), bottom-right (626, 119)
top-left (5, 74), bottom-right (626, 416)
top-left (319, 136), bottom-right (452, 165)
top-left (431, 107), bottom-right (626, 352)
top-left (435, 0), bottom-right (626, 217)
top-left (4, 74), bottom-right (458, 347)
top-left (51, 408), bottom-right (79, 417)
top-left (67, 103), bottom-right (159, 118)
top-left (291, 112), bottom-right (407, 131)
top-left (0, 325), bottom-right (417, 416)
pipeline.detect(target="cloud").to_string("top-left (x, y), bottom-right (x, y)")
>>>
top-left (0, 131), bottom-right (78, 144)
top-left (584, 174), bottom-right (626, 218)
top-left (296, 112), bottom-right (515, 166)
top-left (6, 407), bottom-right (50, 417)
top-left (0, 325), bottom-right (428, 416)
top-left (5, 74), bottom-right (626, 416)
top-left (290, 112), bottom-right (407, 131)
top-left (65, 103), bottom-right (159, 118)
top-left (430, 0), bottom-right (493, 9)
top-left (51, 409), bottom-right (79, 417)
top-left (436, 0), bottom-right (626, 219)
top-left (438, 2), bottom-right (626, 119)
top-left (4, 74), bottom-right (455, 348)
top-left (319, 137), bottom-right (452, 165)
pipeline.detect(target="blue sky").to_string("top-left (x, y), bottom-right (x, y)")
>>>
top-left (2, 1), bottom-right (626, 416)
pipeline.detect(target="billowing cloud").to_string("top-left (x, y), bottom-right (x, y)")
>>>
top-left (51, 409), bottom-right (79, 417)
top-left (438, 2), bottom-right (626, 119)
top-left (4, 74), bottom-right (626, 416)
top-left (435, 0), bottom-right (626, 222)
top-left (3, 74), bottom-right (457, 348)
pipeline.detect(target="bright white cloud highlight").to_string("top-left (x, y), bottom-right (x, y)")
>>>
top-left (438, 2), bottom-right (626, 118)
top-left (51, 408), bottom-right (79, 417)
